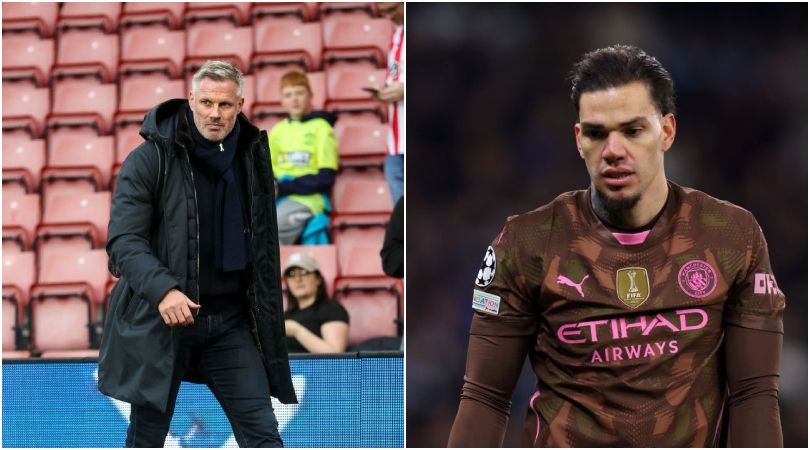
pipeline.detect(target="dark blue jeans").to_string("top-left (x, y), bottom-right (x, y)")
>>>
top-left (125, 305), bottom-right (283, 448)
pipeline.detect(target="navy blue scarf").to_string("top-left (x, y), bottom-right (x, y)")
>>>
top-left (186, 108), bottom-right (252, 271)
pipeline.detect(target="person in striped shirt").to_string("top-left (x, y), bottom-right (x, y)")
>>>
top-left (377, 2), bottom-right (405, 204)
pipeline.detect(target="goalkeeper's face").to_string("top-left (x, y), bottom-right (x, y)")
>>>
top-left (574, 81), bottom-right (676, 213)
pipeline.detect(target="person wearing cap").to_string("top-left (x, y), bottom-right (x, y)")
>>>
top-left (283, 252), bottom-right (349, 353)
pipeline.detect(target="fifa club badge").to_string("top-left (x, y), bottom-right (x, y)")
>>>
top-left (615, 267), bottom-right (650, 308)
top-left (678, 260), bottom-right (717, 299)
top-left (475, 246), bottom-right (497, 287)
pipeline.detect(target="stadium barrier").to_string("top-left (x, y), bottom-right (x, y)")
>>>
top-left (3, 351), bottom-right (403, 448)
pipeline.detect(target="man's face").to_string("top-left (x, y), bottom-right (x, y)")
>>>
top-left (188, 77), bottom-right (244, 143)
top-left (280, 85), bottom-right (312, 120)
top-left (574, 81), bottom-right (676, 211)
top-left (378, 2), bottom-right (404, 25)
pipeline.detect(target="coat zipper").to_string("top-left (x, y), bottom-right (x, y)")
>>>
top-left (179, 142), bottom-right (201, 314)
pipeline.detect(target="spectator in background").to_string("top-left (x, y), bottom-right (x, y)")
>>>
top-left (381, 196), bottom-right (404, 278)
top-left (269, 71), bottom-right (338, 245)
top-left (283, 252), bottom-right (349, 353)
top-left (377, 2), bottom-right (405, 203)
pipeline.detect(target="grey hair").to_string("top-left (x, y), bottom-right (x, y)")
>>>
top-left (191, 60), bottom-right (244, 97)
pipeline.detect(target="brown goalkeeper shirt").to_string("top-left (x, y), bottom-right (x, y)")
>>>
top-left (449, 182), bottom-right (784, 447)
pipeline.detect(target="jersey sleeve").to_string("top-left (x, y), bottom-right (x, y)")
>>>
top-left (469, 219), bottom-right (539, 338)
top-left (267, 123), bottom-right (282, 178)
top-left (724, 214), bottom-right (785, 333)
top-left (314, 120), bottom-right (338, 171)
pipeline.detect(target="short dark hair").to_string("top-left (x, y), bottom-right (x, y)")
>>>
top-left (569, 45), bottom-right (676, 116)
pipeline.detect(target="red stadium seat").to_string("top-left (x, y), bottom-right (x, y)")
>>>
top-left (116, 76), bottom-right (186, 126)
top-left (280, 245), bottom-right (338, 296)
top-left (2, 293), bottom-right (21, 350)
top-left (333, 225), bottom-right (386, 277)
top-left (322, 16), bottom-right (392, 68)
top-left (2, 2), bottom-right (59, 37)
top-left (45, 133), bottom-right (115, 189)
top-left (2, 83), bottom-right (50, 138)
top-left (2, 35), bottom-right (54, 86)
top-left (3, 193), bottom-right (41, 250)
top-left (2, 251), bottom-right (37, 306)
top-left (52, 32), bottom-right (119, 83)
top-left (325, 66), bottom-right (387, 120)
top-left (242, 74), bottom-right (256, 118)
top-left (251, 3), bottom-right (317, 23)
top-left (120, 28), bottom-right (186, 80)
top-left (2, 137), bottom-right (46, 192)
top-left (319, 2), bottom-right (378, 18)
top-left (252, 21), bottom-right (323, 72)
top-left (334, 121), bottom-right (387, 167)
top-left (115, 124), bottom-right (144, 167)
top-left (335, 288), bottom-right (399, 347)
top-left (253, 115), bottom-right (285, 133)
top-left (38, 190), bottom-right (111, 249)
top-left (56, 2), bottom-right (121, 34)
top-left (120, 2), bottom-right (187, 30)
top-left (30, 248), bottom-right (109, 351)
top-left (332, 177), bottom-right (392, 215)
top-left (185, 24), bottom-right (254, 75)
top-left (184, 2), bottom-right (252, 27)
top-left (47, 80), bottom-right (117, 135)
top-left (254, 69), bottom-right (326, 118)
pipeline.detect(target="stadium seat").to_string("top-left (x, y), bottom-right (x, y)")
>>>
top-left (325, 66), bottom-right (387, 120)
top-left (56, 2), bottom-right (121, 34)
top-left (185, 24), bottom-right (254, 75)
top-left (253, 70), bottom-right (326, 118)
top-left (3, 192), bottom-right (41, 251)
top-left (333, 225), bottom-right (386, 278)
top-left (184, 2), bottom-right (252, 27)
top-left (250, 3), bottom-right (317, 23)
top-left (2, 2), bottom-right (59, 37)
top-left (253, 115), bottom-right (285, 133)
top-left (332, 177), bottom-right (392, 215)
top-left (120, 2), bottom-right (187, 30)
top-left (319, 2), bottom-right (378, 18)
top-left (334, 121), bottom-right (387, 167)
top-left (242, 74), bottom-right (256, 118)
top-left (117, 76), bottom-right (186, 127)
top-left (45, 133), bottom-right (115, 190)
top-left (322, 16), bottom-right (392, 68)
top-left (2, 35), bottom-right (54, 86)
top-left (252, 21), bottom-right (323, 72)
top-left (28, 248), bottom-right (108, 352)
top-left (38, 191), bottom-right (111, 249)
top-left (2, 137), bottom-right (46, 193)
top-left (280, 245), bottom-right (338, 296)
top-left (335, 288), bottom-right (399, 347)
top-left (3, 252), bottom-right (35, 349)
top-left (2, 83), bottom-right (50, 138)
top-left (47, 80), bottom-right (117, 135)
top-left (3, 293), bottom-right (21, 350)
top-left (52, 32), bottom-right (119, 83)
top-left (115, 124), bottom-right (144, 168)
top-left (119, 28), bottom-right (186, 80)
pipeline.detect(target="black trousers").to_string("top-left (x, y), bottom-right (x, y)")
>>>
top-left (125, 305), bottom-right (283, 448)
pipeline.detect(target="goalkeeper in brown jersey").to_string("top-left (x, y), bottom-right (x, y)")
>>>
top-left (448, 45), bottom-right (785, 447)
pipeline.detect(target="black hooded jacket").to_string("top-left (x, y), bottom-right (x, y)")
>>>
top-left (98, 99), bottom-right (297, 412)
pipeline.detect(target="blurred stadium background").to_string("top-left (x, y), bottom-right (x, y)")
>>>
top-left (1, 2), bottom-right (403, 447)
top-left (406, 3), bottom-right (807, 447)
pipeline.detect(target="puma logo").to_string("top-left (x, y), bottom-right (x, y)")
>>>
top-left (557, 274), bottom-right (589, 298)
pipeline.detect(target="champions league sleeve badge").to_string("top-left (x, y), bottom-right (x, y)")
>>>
top-left (475, 246), bottom-right (497, 287)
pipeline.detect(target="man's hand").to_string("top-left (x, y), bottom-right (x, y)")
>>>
top-left (285, 320), bottom-right (302, 338)
top-left (158, 289), bottom-right (201, 326)
top-left (376, 82), bottom-right (404, 102)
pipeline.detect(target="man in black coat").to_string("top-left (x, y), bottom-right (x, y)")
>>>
top-left (98, 60), bottom-right (297, 447)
